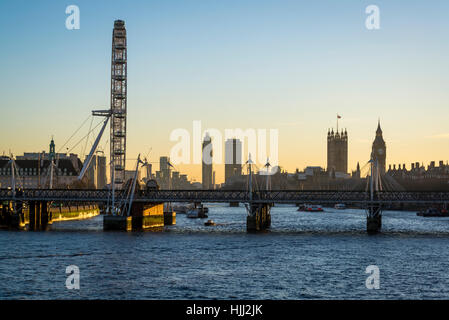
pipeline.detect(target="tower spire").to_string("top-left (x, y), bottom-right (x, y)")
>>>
top-left (376, 118), bottom-right (382, 136)
top-left (49, 136), bottom-right (55, 163)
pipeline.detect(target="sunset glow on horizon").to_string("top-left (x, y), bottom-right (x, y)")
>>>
top-left (1, 0), bottom-right (449, 184)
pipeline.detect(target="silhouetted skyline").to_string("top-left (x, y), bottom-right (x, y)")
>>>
top-left (2, 1), bottom-right (449, 183)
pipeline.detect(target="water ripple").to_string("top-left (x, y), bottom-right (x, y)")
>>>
top-left (1, 205), bottom-right (449, 299)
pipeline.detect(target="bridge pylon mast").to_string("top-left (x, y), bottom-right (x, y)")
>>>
top-left (367, 158), bottom-right (382, 234)
top-left (264, 158), bottom-right (271, 190)
top-left (245, 154), bottom-right (272, 232)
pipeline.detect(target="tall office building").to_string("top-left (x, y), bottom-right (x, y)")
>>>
top-left (202, 133), bottom-right (213, 189)
top-left (84, 152), bottom-right (107, 189)
top-left (225, 138), bottom-right (242, 183)
top-left (371, 120), bottom-right (386, 174)
top-left (97, 154), bottom-right (107, 189)
top-left (159, 156), bottom-right (171, 189)
top-left (327, 128), bottom-right (348, 174)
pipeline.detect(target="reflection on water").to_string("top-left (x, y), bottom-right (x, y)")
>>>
top-left (1, 204), bottom-right (449, 299)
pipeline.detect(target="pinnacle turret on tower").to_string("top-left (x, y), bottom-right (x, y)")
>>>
top-left (352, 161), bottom-right (361, 178)
top-left (49, 137), bottom-right (55, 162)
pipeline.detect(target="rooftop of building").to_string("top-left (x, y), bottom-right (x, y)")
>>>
top-left (0, 158), bottom-right (81, 176)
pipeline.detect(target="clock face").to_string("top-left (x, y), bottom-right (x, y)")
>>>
top-left (378, 148), bottom-right (384, 155)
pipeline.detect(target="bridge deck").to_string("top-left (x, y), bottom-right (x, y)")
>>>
top-left (2, 189), bottom-right (449, 204)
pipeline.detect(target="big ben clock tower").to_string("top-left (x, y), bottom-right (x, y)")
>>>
top-left (371, 120), bottom-right (386, 174)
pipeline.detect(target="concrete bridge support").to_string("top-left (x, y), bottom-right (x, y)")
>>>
top-left (29, 201), bottom-right (38, 230)
top-left (0, 200), bottom-right (26, 229)
top-left (367, 204), bottom-right (382, 234)
top-left (104, 202), bottom-right (170, 231)
top-left (247, 203), bottom-right (271, 232)
top-left (29, 201), bottom-right (52, 231)
top-left (0, 203), bottom-right (7, 224)
top-left (0, 201), bottom-right (11, 226)
top-left (163, 211), bottom-right (176, 226)
top-left (11, 201), bottom-right (25, 229)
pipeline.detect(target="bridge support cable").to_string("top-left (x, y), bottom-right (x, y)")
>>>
top-left (66, 118), bottom-right (107, 155)
top-left (56, 114), bottom-right (92, 154)
top-left (81, 116), bottom-right (94, 161)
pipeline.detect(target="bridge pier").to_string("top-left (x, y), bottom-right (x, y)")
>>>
top-left (366, 204), bottom-right (382, 234)
top-left (41, 201), bottom-right (52, 229)
top-left (0, 200), bottom-right (27, 230)
top-left (103, 215), bottom-right (132, 231)
top-left (163, 211), bottom-right (176, 226)
top-left (0, 201), bottom-right (11, 226)
top-left (11, 200), bottom-right (25, 230)
top-left (104, 202), bottom-right (173, 231)
top-left (247, 203), bottom-right (271, 232)
top-left (132, 203), bottom-right (165, 230)
top-left (29, 201), bottom-right (38, 230)
top-left (0, 202), bottom-right (8, 225)
top-left (29, 201), bottom-right (52, 231)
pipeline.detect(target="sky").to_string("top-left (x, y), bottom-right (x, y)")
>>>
top-left (1, 0), bottom-right (449, 183)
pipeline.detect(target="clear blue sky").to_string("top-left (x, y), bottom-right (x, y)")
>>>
top-left (1, 1), bottom-right (449, 182)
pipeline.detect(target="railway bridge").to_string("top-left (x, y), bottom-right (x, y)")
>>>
top-left (2, 188), bottom-right (449, 204)
top-left (2, 188), bottom-right (449, 233)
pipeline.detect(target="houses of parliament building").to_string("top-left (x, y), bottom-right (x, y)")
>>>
top-left (327, 128), bottom-right (348, 175)
top-left (327, 121), bottom-right (387, 177)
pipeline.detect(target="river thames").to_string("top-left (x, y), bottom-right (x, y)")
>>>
top-left (1, 204), bottom-right (449, 299)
